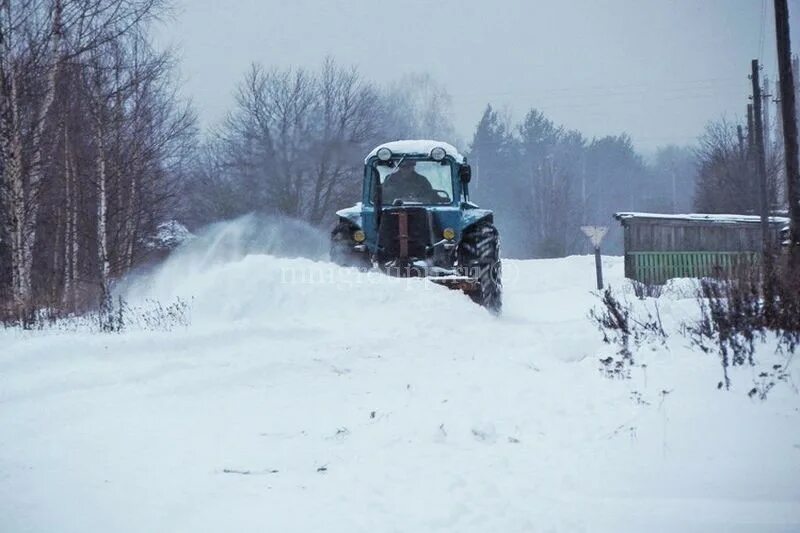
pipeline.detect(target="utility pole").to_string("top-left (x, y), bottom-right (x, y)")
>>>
top-left (775, 0), bottom-right (800, 267)
top-left (794, 55), bottom-right (800, 111)
top-left (775, 78), bottom-right (784, 152)
top-left (737, 125), bottom-right (746, 158)
top-left (747, 104), bottom-right (755, 154)
top-left (751, 59), bottom-right (772, 255)
top-left (762, 75), bottom-right (772, 160)
top-left (775, 77), bottom-right (786, 205)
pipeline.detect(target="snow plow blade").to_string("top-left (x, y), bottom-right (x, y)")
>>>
top-left (429, 276), bottom-right (479, 291)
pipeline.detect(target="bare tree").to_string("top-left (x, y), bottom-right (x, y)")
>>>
top-left (384, 72), bottom-right (457, 143)
top-left (0, 0), bottom-right (195, 320)
top-left (187, 59), bottom-right (383, 227)
top-left (0, 0), bottom-right (64, 312)
top-left (694, 119), bottom-right (779, 214)
top-left (306, 57), bottom-right (382, 224)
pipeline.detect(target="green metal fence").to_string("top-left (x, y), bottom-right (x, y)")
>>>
top-left (627, 251), bottom-right (759, 285)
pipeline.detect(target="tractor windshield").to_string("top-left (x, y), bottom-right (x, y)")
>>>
top-left (374, 160), bottom-right (454, 205)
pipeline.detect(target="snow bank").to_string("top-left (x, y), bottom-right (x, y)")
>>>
top-left (1, 223), bottom-right (798, 532)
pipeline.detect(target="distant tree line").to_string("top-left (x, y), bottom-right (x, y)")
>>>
top-left (468, 105), bottom-right (695, 257)
top-left (184, 70), bottom-right (699, 259)
top-left (181, 62), bottom-right (456, 228)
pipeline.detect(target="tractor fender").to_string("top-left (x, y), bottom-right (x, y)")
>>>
top-left (459, 209), bottom-right (494, 234)
top-left (335, 205), bottom-right (364, 230)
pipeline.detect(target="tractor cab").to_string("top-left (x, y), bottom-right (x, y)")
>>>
top-left (330, 140), bottom-right (502, 313)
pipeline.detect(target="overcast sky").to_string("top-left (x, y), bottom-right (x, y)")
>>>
top-left (155, 0), bottom-right (800, 154)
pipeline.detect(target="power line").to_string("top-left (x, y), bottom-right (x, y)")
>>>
top-left (455, 86), bottom-right (746, 107)
top-left (454, 76), bottom-right (744, 100)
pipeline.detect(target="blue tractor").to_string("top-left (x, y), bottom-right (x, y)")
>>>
top-left (330, 140), bottom-right (502, 313)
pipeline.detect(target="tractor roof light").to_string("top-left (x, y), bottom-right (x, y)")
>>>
top-left (430, 146), bottom-right (446, 161)
top-left (377, 147), bottom-right (392, 161)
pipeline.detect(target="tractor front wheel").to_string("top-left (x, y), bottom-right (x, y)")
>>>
top-left (458, 220), bottom-right (502, 314)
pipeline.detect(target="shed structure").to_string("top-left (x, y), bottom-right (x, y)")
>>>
top-left (614, 212), bottom-right (790, 284)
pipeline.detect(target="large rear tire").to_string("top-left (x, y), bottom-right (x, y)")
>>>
top-left (458, 220), bottom-right (502, 314)
top-left (330, 220), bottom-right (371, 270)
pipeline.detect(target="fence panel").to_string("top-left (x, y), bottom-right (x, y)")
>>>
top-left (629, 251), bottom-right (759, 285)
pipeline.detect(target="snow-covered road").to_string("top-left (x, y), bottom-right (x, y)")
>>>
top-left (1, 222), bottom-right (799, 532)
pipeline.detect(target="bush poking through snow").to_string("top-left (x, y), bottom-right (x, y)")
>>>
top-left (770, 268), bottom-right (800, 354)
top-left (117, 297), bottom-right (193, 332)
top-left (631, 280), bottom-right (663, 300)
top-left (748, 364), bottom-right (791, 400)
top-left (0, 305), bottom-right (65, 330)
top-left (686, 277), bottom-right (760, 390)
top-left (591, 287), bottom-right (667, 379)
top-left (591, 288), bottom-right (633, 364)
top-left (97, 297), bottom-right (192, 333)
top-left (1, 297), bottom-right (192, 333)
top-left (685, 262), bottom-right (800, 393)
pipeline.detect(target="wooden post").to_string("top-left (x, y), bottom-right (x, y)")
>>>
top-left (751, 60), bottom-right (772, 255)
top-left (775, 0), bottom-right (800, 268)
top-left (762, 75), bottom-right (772, 159)
top-left (594, 246), bottom-right (604, 290)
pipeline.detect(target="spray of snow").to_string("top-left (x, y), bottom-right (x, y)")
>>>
top-left (124, 214), bottom-right (498, 332)
top-left (123, 214), bottom-right (331, 315)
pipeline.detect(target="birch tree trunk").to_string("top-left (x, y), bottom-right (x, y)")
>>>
top-left (0, 0), bottom-right (63, 314)
top-left (62, 121), bottom-right (78, 309)
top-left (123, 172), bottom-right (137, 270)
top-left (5, 71), bottom-right (28, 309)
top-left (94, 107), bottom-right (111, 319)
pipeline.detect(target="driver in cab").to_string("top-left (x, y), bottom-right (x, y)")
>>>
top-left (383, 160), bottom-right (434, 204)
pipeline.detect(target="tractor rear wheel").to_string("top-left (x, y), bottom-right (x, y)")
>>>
top-left (458, 220), bottom-right (502, 314)
top-left (330, 220), bottom-right (371, 270)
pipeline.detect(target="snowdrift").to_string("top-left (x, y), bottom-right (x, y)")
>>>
top-left (1, 218), bottom-right (799, 532)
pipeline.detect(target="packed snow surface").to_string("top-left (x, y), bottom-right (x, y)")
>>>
top-left (1, 219), bottom-right (799, 532)
top-left (365, 140), bottom-right (465, 163)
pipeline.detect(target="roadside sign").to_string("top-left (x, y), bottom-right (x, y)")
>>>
top-left (581, 226), bottom-right (608, 248)
top-left (581, 226), bottom-right (608, 290)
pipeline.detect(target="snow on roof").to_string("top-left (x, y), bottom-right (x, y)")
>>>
top-left (365, 140), bottom-right (465, 164)
top-left (614, 212), bottom-right (791, 225)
